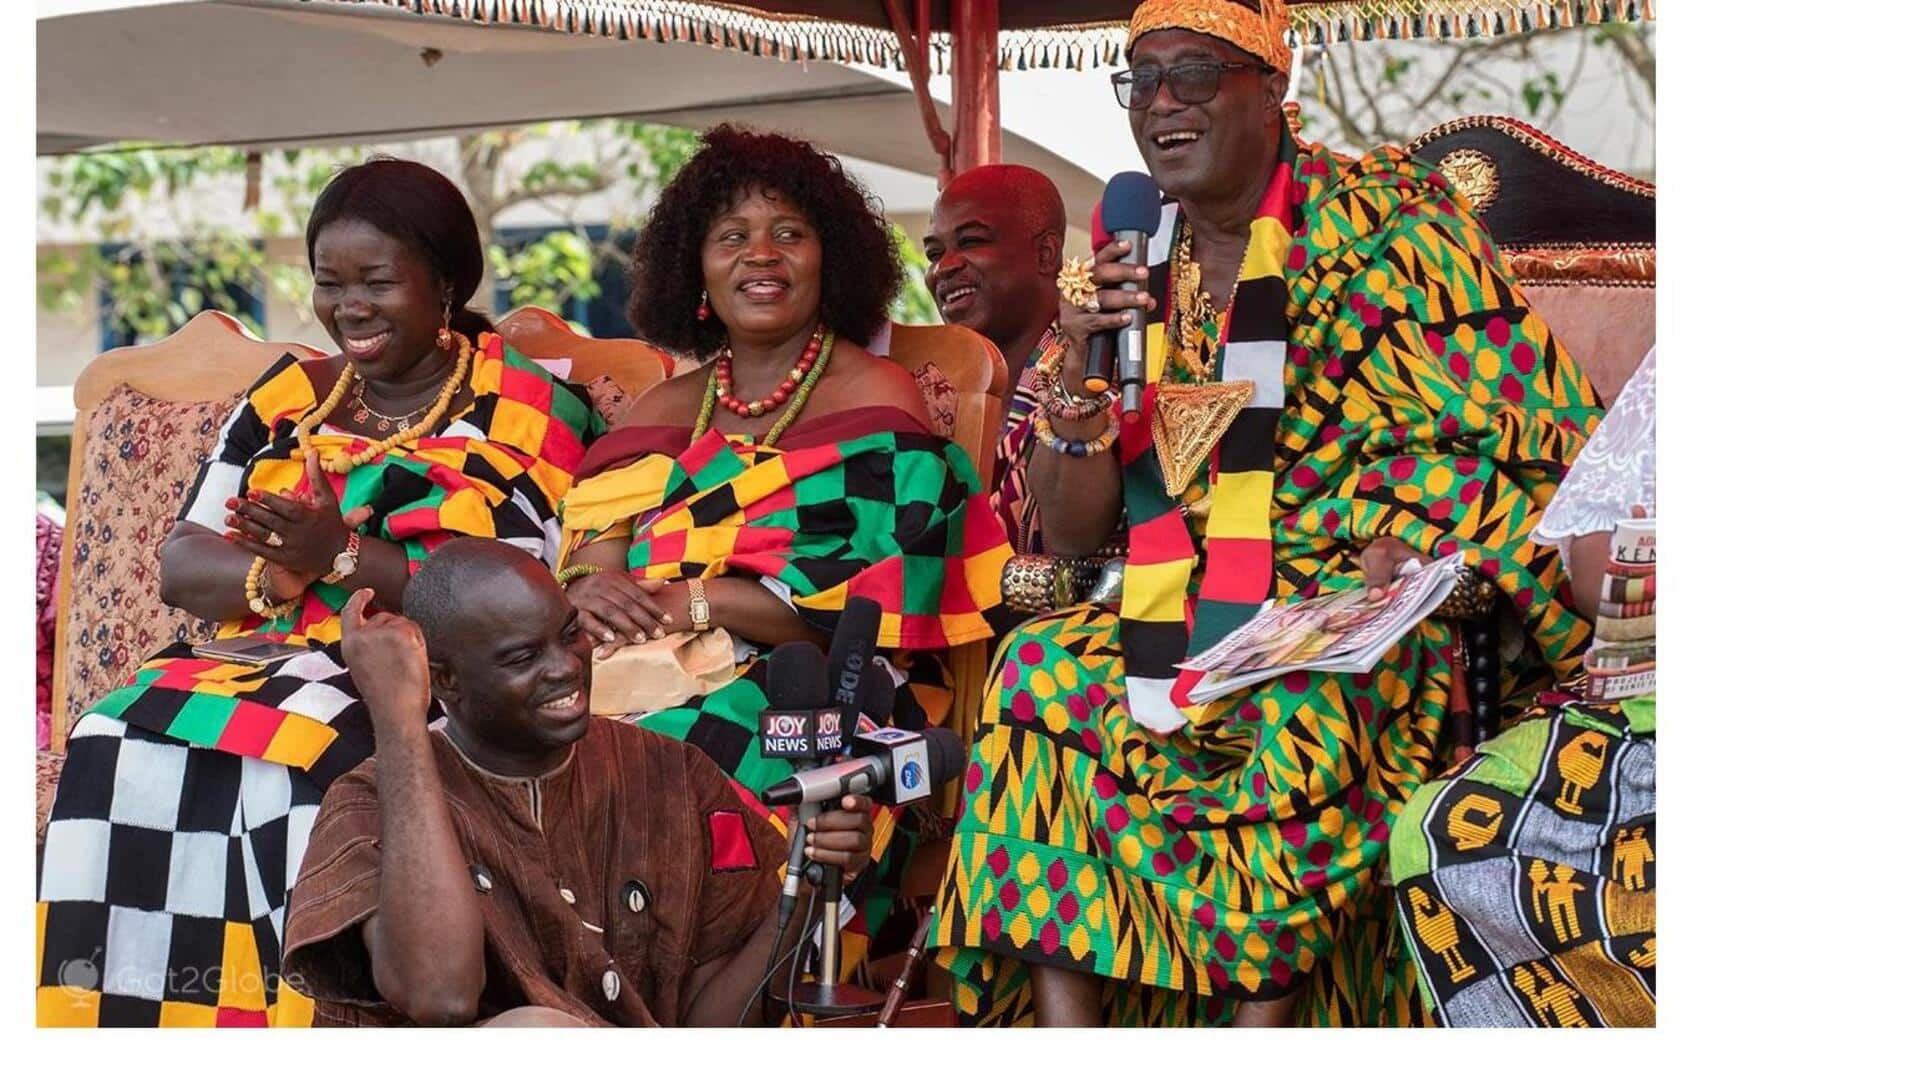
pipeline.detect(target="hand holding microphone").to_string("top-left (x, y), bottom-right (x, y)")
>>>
top-left (1058, 174), bottom-right (1163, 428)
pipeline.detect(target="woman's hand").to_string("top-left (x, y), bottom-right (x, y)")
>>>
top-left (226, 450), bottom-right (372, 579)
top-left (803, 794), bottom-right (875, 879)
top-left (1057, 237), bottom-right (1157, 395)
top-left (565, 571), bottom-right (687, 648)
top-left (1359, 535), bottom-right (1428, 599)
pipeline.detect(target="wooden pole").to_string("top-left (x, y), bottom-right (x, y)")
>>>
top-left (884, 0), bottom-right (953, 185)
top-left (949, 0), bottom-right (1001, 175)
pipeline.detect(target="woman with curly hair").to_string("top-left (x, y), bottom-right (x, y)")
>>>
top-left (554, 127), bottom-right (1012, 965)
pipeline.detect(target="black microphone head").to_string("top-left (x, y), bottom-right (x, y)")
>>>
top-left (825, 596), bottom-right (884, 707)
top-left (919, 726), bottom-right (967, 788)
top-left (1100, 171), bottom-right (1163, 237)
top-left (765, 641), bottom-right (829, 711)
top-left (856, 661), bottom-right (896, 730)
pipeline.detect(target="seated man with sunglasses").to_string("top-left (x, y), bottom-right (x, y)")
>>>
top-left (930, 0), bottom-right (1601, 1029)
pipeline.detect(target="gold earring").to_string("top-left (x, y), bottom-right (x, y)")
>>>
top-left (436, 300), bottom-right (454, 350)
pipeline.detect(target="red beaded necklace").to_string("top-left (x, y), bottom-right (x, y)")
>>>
top-left (714, 324), bottom-right (826, 418)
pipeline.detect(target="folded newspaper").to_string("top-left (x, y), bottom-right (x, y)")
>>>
top-left (1179, 553), bottom-right (1465, 704)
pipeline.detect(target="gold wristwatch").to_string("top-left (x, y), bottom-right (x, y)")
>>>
top-left (687, 577), bottom-right (711, 632)
top-left (321, 531), bottom-right (361, 585)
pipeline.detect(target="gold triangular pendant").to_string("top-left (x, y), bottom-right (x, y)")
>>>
top-left (1151, 380), bottom-right (1254, 498)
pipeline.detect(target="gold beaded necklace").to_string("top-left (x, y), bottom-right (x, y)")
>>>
top-left (243, 332), bottom-right (474, 618)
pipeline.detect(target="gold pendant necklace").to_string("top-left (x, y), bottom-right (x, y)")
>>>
top-left (1152, 218), bottom-right (1252, 496)
top-left (1152, 380), bottom-right (1253, 497)
top-left (348, 380), bottom-right (431, 433)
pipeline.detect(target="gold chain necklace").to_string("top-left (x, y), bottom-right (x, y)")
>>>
top-left (1168, 219), bottom-right (1243, 383)
top-left (349, 379), bottom-right (432, 433)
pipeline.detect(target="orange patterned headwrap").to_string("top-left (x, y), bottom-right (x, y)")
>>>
top-left (1126, 0), bottom-right (1292, 72)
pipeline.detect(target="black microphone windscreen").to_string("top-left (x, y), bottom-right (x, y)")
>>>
top-left (825, 596), bottom-right (884, 706)
top-left (1100, 171), bottom-right (1163, 237)
top-left (919, 727), bottom-right (967, 787)
top-left (765, 641), bottom-right (829, 711)
top-left (856, 661), bottom-right (896, 729)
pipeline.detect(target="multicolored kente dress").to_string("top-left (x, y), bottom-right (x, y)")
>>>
top-left (1390, 348), bottom-right (1655, 1027)
top-left (929, 134), bottom-right (1603, 1027)
top-left (559, 405), bottom-right (1013, 971)
top-left (1390, 689), bottom-right (1653, 1027)
top-left (36, 334), bottom-right (598, 1027)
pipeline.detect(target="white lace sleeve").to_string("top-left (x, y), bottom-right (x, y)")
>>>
top-left (1533, 347), bottom-right (1656, 550)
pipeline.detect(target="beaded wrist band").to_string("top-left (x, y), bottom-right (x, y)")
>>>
top-left (1042, 384), bottom-right (1114, 422)
top-left (1033, 354), bottom-right (1115, 422)
top-left (1034, 411), bottom-right (1118, 458)
top-left (244, 559), bottom-right (298, 619)
top-left (556, 563), bottom-right (604, 587)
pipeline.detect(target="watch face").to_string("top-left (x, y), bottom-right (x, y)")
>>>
top-left (334, 551), bottom-right (357, 575)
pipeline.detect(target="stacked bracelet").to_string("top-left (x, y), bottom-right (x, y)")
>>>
top-left (1034, 410), bottom-right (1118, 458)
top-left (556, 563), bottom-right (604, 587)
top-left (1033, 351), bottom-right (1115, 421)
top-left (1001, 554), bottom-right (1106, 613)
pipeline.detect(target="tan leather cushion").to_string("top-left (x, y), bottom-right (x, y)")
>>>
top-left (1520, 285), bottom-right (1654, 407)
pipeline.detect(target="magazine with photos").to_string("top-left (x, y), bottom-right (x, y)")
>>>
top-left (1180, 553), bottom-right (1465, 704)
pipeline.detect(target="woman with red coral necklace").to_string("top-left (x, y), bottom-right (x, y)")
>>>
top-left (553, 132), bottom-right (1013, 984)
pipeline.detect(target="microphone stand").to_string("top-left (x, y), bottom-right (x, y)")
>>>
top-left (767, 803), bottom-right (884, 1019)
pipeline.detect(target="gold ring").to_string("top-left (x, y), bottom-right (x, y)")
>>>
top-left (1057, 256), bottom-right (1098, 312)
top-left (267, 532), bottom-right (284, 548)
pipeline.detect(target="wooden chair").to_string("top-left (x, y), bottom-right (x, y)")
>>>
top-left (495, 306), bottom-right (674, 425)
top-left (1407, 115), bottom-right (1655, 749)
top-left (880, 320), bottom-right (1009, 779)
top-left (1408, 114), bottom-right (1654, 407)
top-left (49, 310), bottom-right (325, 761)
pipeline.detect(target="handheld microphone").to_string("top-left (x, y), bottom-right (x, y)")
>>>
top-left (824, 597), bottom-right (882, 713)
top-left (1085, 172), bottom-right (1162, 420)
top-left (855, 660), bottom-right (897, 731)
top-left (760, 642), bottom-right (832, 926)
top-left (762, 726), bottom-right (965, 809)
top-left (758, 642), bottom-right (842, 761)
top-left (767, 598), bottom-right (882, 925)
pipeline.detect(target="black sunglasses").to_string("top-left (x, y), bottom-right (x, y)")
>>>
top-left (1110, 60), bottom-right (1270, 110)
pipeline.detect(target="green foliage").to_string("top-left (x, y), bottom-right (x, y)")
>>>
top-left (1521, 71), bottom-right (1567, 118)
top-left (37, 120), bottom-right (931, 350)
top-left (489, 228), bottom-right (601, 313)
top-left (888, 225), bottom-right (938, 326)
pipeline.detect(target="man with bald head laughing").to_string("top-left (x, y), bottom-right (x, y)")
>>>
top-left (281, 538), bottom-right (872, 1026)
top-left (923, 164), bottom-right (1069, 554)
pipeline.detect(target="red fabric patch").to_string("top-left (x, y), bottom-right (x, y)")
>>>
top-left (215, 1007), bottom-right (268, 1027)
top-left (707, 810), bottom-right (757, 872)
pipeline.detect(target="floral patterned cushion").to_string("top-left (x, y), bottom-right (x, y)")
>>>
top-left (60, 384), bottom-right (242, 732)
top-left (37, 750), bottom-right (64, 846)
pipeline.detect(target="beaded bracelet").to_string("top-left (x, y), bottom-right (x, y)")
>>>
top-left (556, 563), bottom-right (604, 587)
top-left (244, 559), bottom-right (298, 619)
top-left (1034, 410), bottom-right (1118, 458)
top-left (1033, 358), bottom-right (1115, 422)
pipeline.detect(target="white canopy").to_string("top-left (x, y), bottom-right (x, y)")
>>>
top-left (37, 0), bottom-right (1109, 218)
